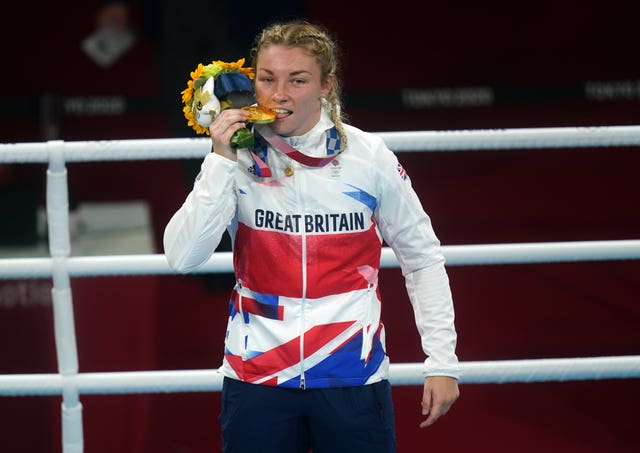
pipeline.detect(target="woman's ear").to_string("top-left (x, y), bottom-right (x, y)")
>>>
top-left (321, 74), bottom-right (334, 98)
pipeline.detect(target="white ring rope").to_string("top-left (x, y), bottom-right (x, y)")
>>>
top-left (1, 355), bottom-right (639, 396)
top-left (1, 126), bottom-right (639, 453)
top-left (1, 125), bottom-right (640, 163)
top-left (1, 239), bottom-right (640, 279)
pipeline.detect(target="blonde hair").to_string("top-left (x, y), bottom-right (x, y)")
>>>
top-left (251, 20), bottom-right (348, 151)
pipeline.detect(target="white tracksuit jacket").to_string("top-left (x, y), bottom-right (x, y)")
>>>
top-left (163, 113), bottom-right (460, 389)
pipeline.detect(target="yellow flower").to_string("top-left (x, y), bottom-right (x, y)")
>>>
top-left (191, 63), bottom-right (204, 81)
top-left (213, 58), bottom-right (255, 80)
top-left (181, 80), bottom-right (194, 104)
top-left (183, 106), bottom-right (209, 135)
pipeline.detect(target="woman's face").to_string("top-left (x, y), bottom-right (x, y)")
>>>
top-left (254, 45), bottom-right (332, 137)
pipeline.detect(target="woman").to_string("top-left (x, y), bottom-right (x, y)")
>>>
top-left (164, 20), bottom-right (460, 453)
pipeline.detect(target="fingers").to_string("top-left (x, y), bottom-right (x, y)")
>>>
top-left (210, 109), bottom-right (249, 142)
top-left (209, 109), bottom-right (249, 159)
top-left (421, 385), bottom-right (432, 417)
top-left (419, 397), bottom-right (453, 428)
top-left (419, 376), bottom-right (459, 428)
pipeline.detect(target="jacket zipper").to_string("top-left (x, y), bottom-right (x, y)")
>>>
top-left (293, 159), bottom-right (308, 390)
top-left (237, 279), bottom-right (247, 355)
top-left (300, 236), bottom-right (307, 389)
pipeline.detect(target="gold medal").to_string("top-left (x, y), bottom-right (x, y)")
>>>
top-left (284, 166), bottom-right (294, 177)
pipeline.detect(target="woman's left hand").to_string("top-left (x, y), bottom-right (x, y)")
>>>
top-left (419, 376), bottom-right (459, 428)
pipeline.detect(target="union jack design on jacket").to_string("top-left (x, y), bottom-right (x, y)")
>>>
top-left (164, 113), bottom-right (460, 389)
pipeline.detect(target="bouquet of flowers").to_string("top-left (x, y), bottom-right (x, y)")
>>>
top-left (181, 58), bottom-right (274, 148)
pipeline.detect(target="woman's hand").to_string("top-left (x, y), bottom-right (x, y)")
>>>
top-left (209, 109), bottom-right (250, 161)
top-left (419, 376), bottom-right (459, 428)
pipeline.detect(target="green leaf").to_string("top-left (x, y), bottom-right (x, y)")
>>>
top-left (230, 128), bottom-right (254, 149)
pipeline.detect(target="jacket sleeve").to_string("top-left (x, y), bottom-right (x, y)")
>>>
top-left (163, 152), bottom-right (238, 273)
top-left (372, 137), bottom-right (461, 379)
top-left (404, 263), bottom-right (460, 378)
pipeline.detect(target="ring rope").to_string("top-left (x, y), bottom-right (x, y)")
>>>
top-left (1, 355), bottom-right (639, 396)
top-left (1, 125), bottom-right (640, 163)
top-left (1, 239), bottom-right (640, 279)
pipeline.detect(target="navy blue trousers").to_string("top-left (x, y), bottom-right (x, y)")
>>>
top-left (219, 377), bottom-right (397, 453)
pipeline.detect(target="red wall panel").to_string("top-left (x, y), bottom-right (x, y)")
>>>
top-left (1, 1), bottom-right (639, 452)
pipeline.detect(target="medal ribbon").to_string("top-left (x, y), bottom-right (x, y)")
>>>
top-left (250, 124), bottom-right (341, 177)
top-left (255, 124), bottom-right (338, 167)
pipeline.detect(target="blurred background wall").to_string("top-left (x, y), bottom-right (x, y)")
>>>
top-left (1, 1), bottom-right (639, 451)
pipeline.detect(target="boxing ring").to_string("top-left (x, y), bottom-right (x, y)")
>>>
top-left (1, 126), bottom-right (640, 452)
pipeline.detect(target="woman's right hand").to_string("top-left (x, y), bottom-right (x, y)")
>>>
top-left (209, 109), bottom-right (250, 161)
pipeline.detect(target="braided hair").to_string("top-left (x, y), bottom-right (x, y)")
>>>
top-left (251, 21), bottom-right (348, 151)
